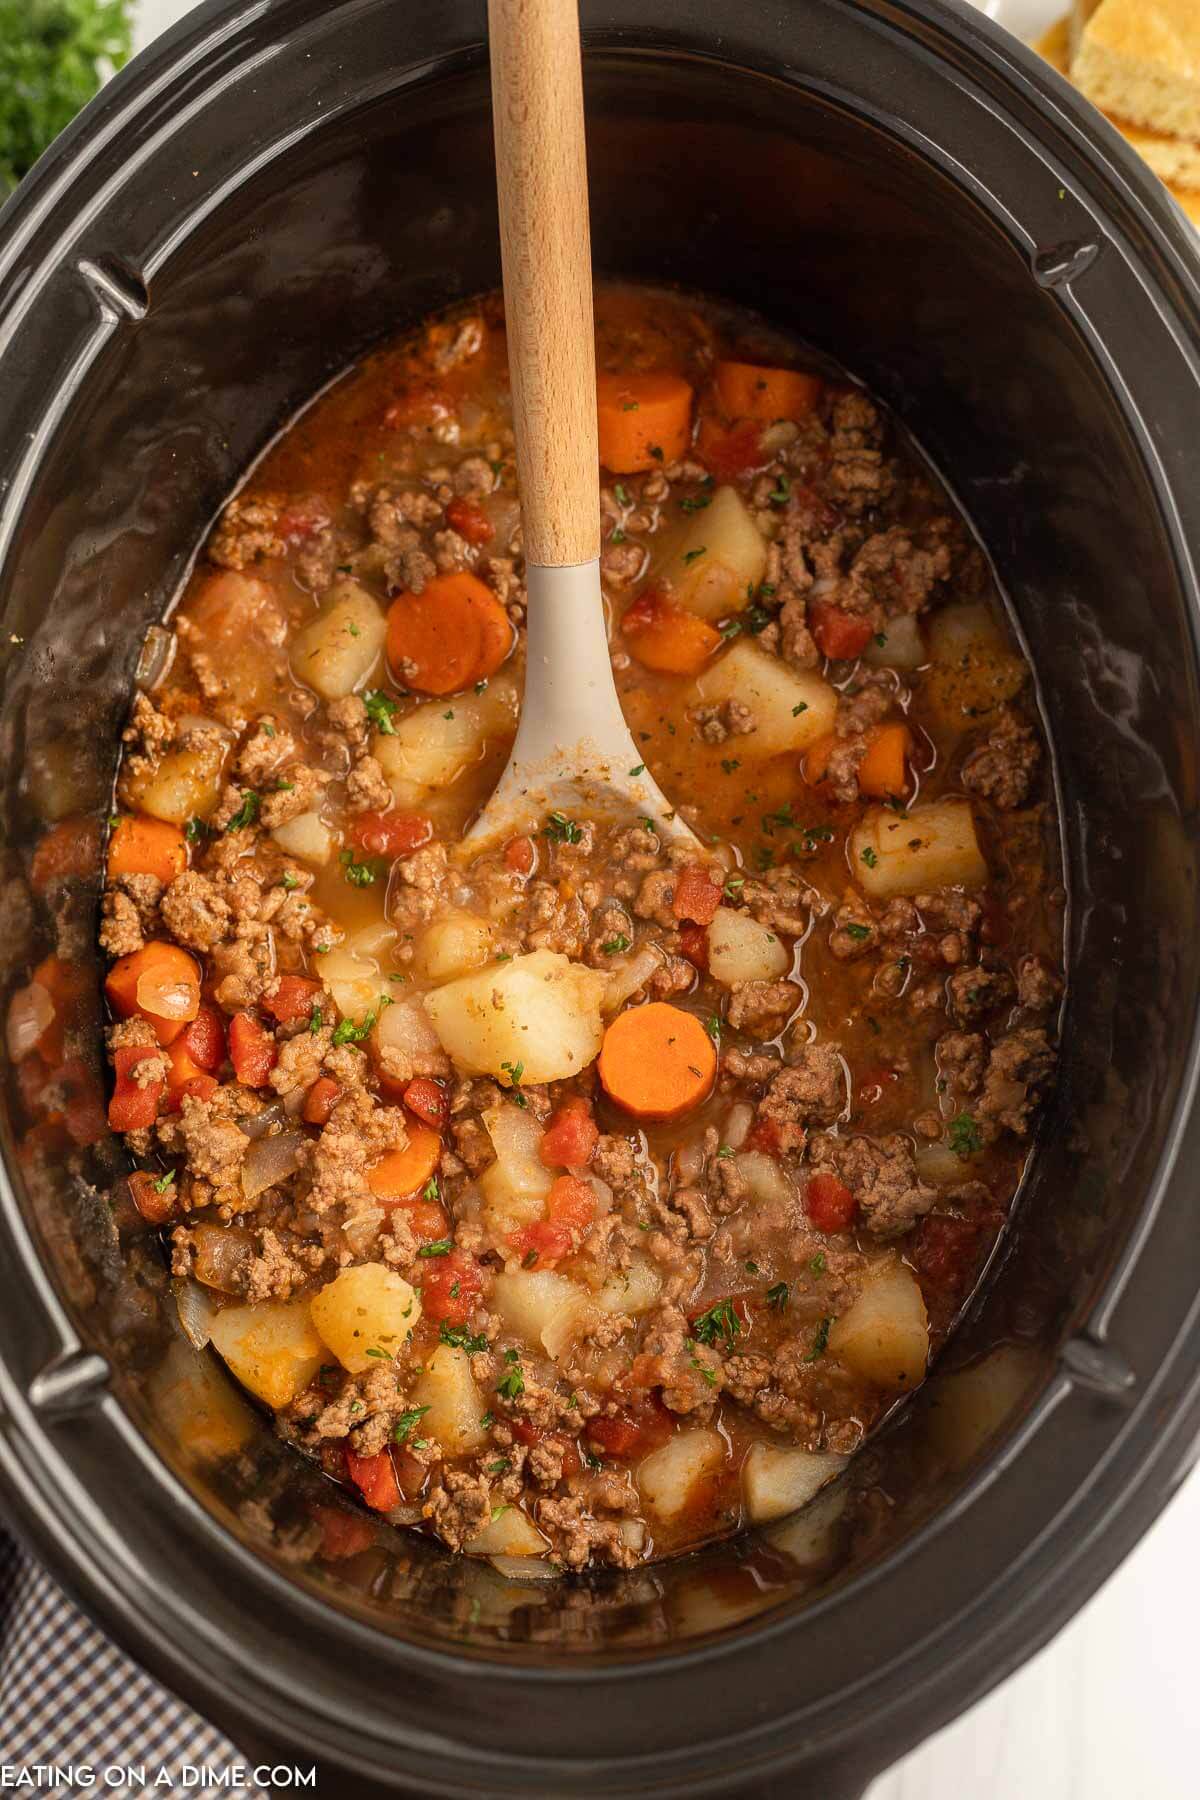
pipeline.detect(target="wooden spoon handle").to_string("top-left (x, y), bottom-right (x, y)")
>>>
top-left (488, 0), bottom-right (599, 568)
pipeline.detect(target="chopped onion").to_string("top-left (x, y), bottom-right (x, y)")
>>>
top-left (135, 624), bottom-right (177, 690)
top-left (675, 1140), bottom-right (707, 1183)
top-left (582, 1174), bottom-right (613, 1215)
top-left (618, 1519), bottom-right (647, 1554)
top-left (602, 944), bottom-right (664, 1014)
top-left (722, 1102), bottom-right (755, 1151)
top-left (241, 1100), bottom-right (286, 1140)
top-left (192, 1222), bottom-right (253, 1292)
top-left (174, 1278), bottom-right (216, 1350)
top-left (241, 1128), bottom-right (306, 1201)
top-left (6, 980), bottom-right (53, 1061)
top-left (136, 964), bottom-right (199, 1021)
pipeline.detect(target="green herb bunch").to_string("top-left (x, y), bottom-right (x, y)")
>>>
top-left (0, 2), bottom-right (133, 198)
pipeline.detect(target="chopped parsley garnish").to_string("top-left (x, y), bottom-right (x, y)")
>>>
top-left (308, 1005), bottom-right (323, 1035)
top-left (719, 604), bottom-right (772, 640)
top-left (279, 871), bottom-right (300, 891)
top-left (423, 1176), bottom-right (440, 1202)
top-left (723, 873), bottom-right (745, 898)
top-left (628, 763), bottom-right (645, 777)
top-left (500, 1060), bottom-right (526, 1106)
top-left (224, 791), bottom-right (259, 833)
top-left (442, 709), bottom-right (454, 720)
top-left (721, 757), bottom-right (741, 775)
top-left (601, 934), bottom-right (631, 955)
top-left (496, 1363), bottom-right (525, 1401)
top-left (522, 1248), bottom-right (539, 1268)
top-left (692, 1296), bottom-right (742, 1350)
top-left (544, 810), bottom-right (582, 844)
top-left (680, 492), bottom-right (712, 514)
top-left (152, 1170), bottom-right (175, 1194)
top-left (705, 1014), bottom-right (722, 1045)
top-left (393, 1405), bottom-right (430, 1444)
top-left (688, 1350), bottom-right (718, 1387)
top-left (683, 546), bottom-right (707, 565)
top-left (439, 1322), bottom-right (489, 1354)
top-left (610, 528), bottom-right (626, 544)
top-left (487, 1459), bottom-right (511, 1475)
top-left (761, 803), bottom-right (797, 835)
top-left (745, 1259), bottom-right (760, 1274)
top-left (331, 1008), bottom-right (378, 1046)
top-left (791, 701), bottom-right (809, 717)
top-left (717, 1145), bottom-right (735, 1159)
top-left (363, 689), bottom-right (398, 733)
top-left (767, 474), bottom-right (792, 505)
top-left (766, 1281), bottom-right (790, 1311)
top-left (417, 1239), bottom-right (453, 1258)
top-left (805, 1316), bottom-right (833, 1361)
top-left (809, 1252), bottom-right (827, 1276)
top-left (614, 483), bottom-right (631, 505)
top-left (803, 825), bottom-right (834, 846)
top-left (364, 1346), bottom-right (390, 1360)
top-left (184, 817), bottom-right (208, 844)
top-left (949, 1112), bottom-right (983, 1157)
top-left (339, 849), bottom-right (379, 887)
top-left (844, 922), bottom-right (872, 941)
top-left (860, 846), bottom-right (879, 869)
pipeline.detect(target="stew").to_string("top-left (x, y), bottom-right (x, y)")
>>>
top-left (93, 284), bottom-right (1062, 1569)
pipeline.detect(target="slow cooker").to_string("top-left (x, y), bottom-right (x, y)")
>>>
top-left (2, 1), bottom-right (1200, 1793)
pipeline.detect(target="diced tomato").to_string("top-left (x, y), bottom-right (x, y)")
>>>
top-left (302, 1075), bottom-right (341, 1126)
top-left (108, 1045), bottom-right (166, 1133)
top-left (806, 1171), bottom-right (857, 1233)
top-left (809, 601), bottom-right (874, 662)
top-left (128, 1167), bottom-right (179, 1225)
top-left (344, 1445), bottom-right (401, 1513)
top-left (538, 1098), bottom-right (598, 1169)
top-left (587, 1394), bottom-right (673, 1459)
top-left (912, 1214), bottom-right (985, 1296)
top-left (30, 816), bottom-right (99, 892)
top-left (263, 976), bottom-right (322, 1026)
top-left (445, 497), bottom-right (494, 546)
top-left (383, 381), bottom-right (453, 430)
top-left (504, 835), bottom-right (536, 877)
top-left (54, 1059), bottom-right (108, 1146)
top-left (696, 414), bottom-right (767, 481)
top-left (311, 1503), bottom-right (377, 1561)
top-left (419, 1247), bottom-right (484, 1326)
top-left (393, 1198), bottom-right (451, 1243)
top-left (678, 921), bottom-right (710, 971)
top-left (746, 1116), bottom-right (782, 1155)
top-left (402, 1077), bottom-right (449, 1130)
top-left (228, 1012), bottom-right (276, 1087)
top-left (511, 1174), bottom-right (596, 1265)
top-left (673, 865), bottom-right (723, 926)
top-left (349, 811), bottom-right (434, 859)
top-left (180, 1004), bottom-right (225, 1072)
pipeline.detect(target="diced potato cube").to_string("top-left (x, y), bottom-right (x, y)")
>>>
top-left (148, 1340), bottom-right (256, 1463)
top-left (373, 994), bottom-right (443, 1072)
top-left (863, 611), bottom-right (925, 671)
top-left (851, 800), bottom-right (987, 899)
top-left (828, 1260), bottom-right (929, 1389)
top-left (291, 578), bottom-right (386, 700)
top-left (465, 1506), bottom-right (550, 1558)
top-left (412, 1344), bottom-right (489, 1455)
top-left (320, 943), bottom-right (385, 1025)
top-left (122, 735), bottom-right (227, 826)
top-left (309, 1263), bottom-right (422, 1374)
top-left (741, 1443), bottom-right (847, 1524)
top-left (695, 641), bottom-right (835, 757)
top-left (637, 1428), bottom-right (726, 1521)
top-left (372, 679), bottom-right (518, 805)
top-left (594, 1256), bottom-right (662, 1316)
top-left (493, 1270), bottom-right (591, 1360)
top-left (732, 1149), bottom-right (800, 1210)
top-left (415, 909), bottom-right (496, 983)
top-left (271, 809), bottom-right (333, 865)
top-left (655, 485), bottom-right (767, 620)
top-left (423, 950), bottom-right (606, 1085)
top-left (479, 1103), bottom-right (554, 1236)
top-left (706, 908), bottom-right (789, 986)
top-left (208, 1297), bottom-right (325, 1409)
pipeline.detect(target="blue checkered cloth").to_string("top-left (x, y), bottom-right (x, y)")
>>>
top-left (0, 1529), bottom-right (270, 1792)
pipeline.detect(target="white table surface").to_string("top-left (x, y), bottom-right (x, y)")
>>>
top-left (126, 1), bottom-right (1200, 1793)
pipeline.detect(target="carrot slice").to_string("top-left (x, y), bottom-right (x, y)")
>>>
top-left (858, 722), bottom-right (912, 799)
top-left (367, 1123), bottom-right (442, 1202)
top-left (598, 1003), bottom-right (717, 1122)
top-left (105, 942), bottom-right (201, 1046)
top-left (107, 816), bottom-right (188, 885)
top-left (621, 591), bottom-right (721, 676)
top-left (31, 816), bottom-right (100, 892)
top-left (385, 572), bottom-right (513, 696)
top-left (714, 360), bottom-right (823, 423)
top-left (597, 373), bottom-right (693, 473)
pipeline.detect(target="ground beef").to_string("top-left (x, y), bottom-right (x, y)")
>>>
top-left (534, 1495), bottom-right (639, 1570)
top-left (936, 1030), bottom-right (987, 1096)
top-left (600, 539), bottom-right (645, 585)
top-left (636, 1305), bottom-right (722, 1413)
top-left (1017, 955), bottom-right (1062, 1013)
top-left (423, 1470), bottom-right (492, 1550)
top-left (591, 1133), bottom-right (639, 1192)
top-left (98, 888), bottom-right (145, 957)
top-left (324, 694), bottom-right (371, 755)
top-left (690, 699), bottom-right (757, 744)
top-left (236, 718), bottom-right (297, 784)
top-left (829, 892), bottom-right (877, 960)
top-left (946, 963), bottom-right (1016, 1026)
top-left (822, 391), bottom-right (895, 514)
top-left (345, 755), bottom-right (392, 814)
top-left (961, 708), bottom-right (1041, 810)
top-left (171, 1093), bottom-right (251, 1209)
top-left (727, 979), bottom-right (800, 1035)
top-left (754, 1043), bottom-right (846, 1157)
top-left (808, 1130), bottom-right (936, 1240)
top-left (742, 867), bottom-right (820, 938)
top-left (977, 1027), bottom-right (1056, 1138)
top-left (209, 495), bottom-right (290, 569)
top-left (632, 869), bottom-right (676, 929)
top-left (160, 871), bottom-right (233, 953)
top-left (259, 762), bottom-right (328, 829)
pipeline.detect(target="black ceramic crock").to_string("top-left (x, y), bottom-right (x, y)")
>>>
top-left (2, 1), bottom-right (1200, 1793)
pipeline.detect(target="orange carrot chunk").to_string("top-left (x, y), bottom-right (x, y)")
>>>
top-left (802, 732), bottom-right (836, 787)
top-left (105, 942), bottom-right (201, 1046)
top-left (714, 360), bottom-right (823, 423)
top-left (858, 722), bottom-right (912, 799)
top-left (107, 816), bottom-right (188, 885)
top-left (367, 1123), bottom-right (442, 1203)
top-left (597, 373), bottom-right (693, 473)
top-left (385, 571), bottom-right (513, 697)
top-left (621, 591), bottom-right (722, 676)
top-left (598, 1002), bottom-right (717, 1123)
